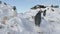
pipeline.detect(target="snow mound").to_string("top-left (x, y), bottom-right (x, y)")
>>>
top-left (0, 1), bottom-right (60, 34)
top-left (0, 1), bottom-right (38, 34)
top-left (18, 7), bottom-right (60, 34)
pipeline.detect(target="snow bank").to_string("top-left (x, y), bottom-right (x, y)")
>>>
top-left (0, 1), bottom-right (60, 34)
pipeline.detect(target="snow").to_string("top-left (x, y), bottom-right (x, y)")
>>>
top-left (0, 1), bottom-right (60, 34)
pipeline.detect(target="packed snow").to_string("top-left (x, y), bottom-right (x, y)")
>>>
top-left (0, 1), bottom-right (60, 34)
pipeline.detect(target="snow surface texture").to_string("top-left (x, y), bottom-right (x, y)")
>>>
top-left (0, 1), bottom-right (60, 34)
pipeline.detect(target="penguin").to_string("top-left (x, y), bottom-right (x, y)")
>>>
top-left (0, 1), bottom-right (2, 4)
top-left (43, 10), bottom-right (46, 16)
top-left (4, 2), bottom-right (7, 5)
top-left (35, 10), bottom-right (42, 26)
top-left (51, 9), bottom-right (54, 11)
top-left (13, 6), bottom-right (16, 10)
top-left (31, 6), bottom-right (37, 9)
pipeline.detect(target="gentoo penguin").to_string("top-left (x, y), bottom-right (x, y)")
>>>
top-left (35, 10), bottom-right (42, 26)
top-left (0, 1), bottom-right (2, 4)
top-left (4, 2), bottom-right (7, 5)
top-left (51, 9), bottom-right (54, 11)
top-left (13, 6), bottom-right (16, 10)
top-left (43, 10), bottom-right (46, 16)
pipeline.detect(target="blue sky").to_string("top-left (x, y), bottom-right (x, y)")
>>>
top-left (0, 0), bottom-right (60, 13)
